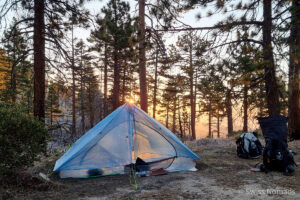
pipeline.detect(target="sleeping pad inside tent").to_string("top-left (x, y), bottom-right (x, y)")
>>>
top-left (53, 103), bottom-right (200, 178)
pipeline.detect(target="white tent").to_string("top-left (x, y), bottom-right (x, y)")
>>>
top-left (54, 103), bottom-right (200, 178)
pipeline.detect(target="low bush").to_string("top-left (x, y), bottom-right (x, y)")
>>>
top-left (0, 103), bottom-right (48, 176)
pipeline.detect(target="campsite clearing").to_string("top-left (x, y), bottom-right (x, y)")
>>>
top-left (1, 139), bottom-right (299, 200)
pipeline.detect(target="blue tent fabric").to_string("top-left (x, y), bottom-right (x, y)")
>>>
top-left (132, 107), bottom-right (199, 159)
top-left (54, 103), bottom-right (200, 174)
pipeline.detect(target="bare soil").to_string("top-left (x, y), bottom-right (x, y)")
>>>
top-left (1, 139), bottom-right (299, 200)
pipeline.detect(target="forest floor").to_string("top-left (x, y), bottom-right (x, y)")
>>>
top-left (1, 138), bottom-right (299, 200)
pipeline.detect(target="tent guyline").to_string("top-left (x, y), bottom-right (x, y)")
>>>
top-left (54, 103), bottom-right (200, 178)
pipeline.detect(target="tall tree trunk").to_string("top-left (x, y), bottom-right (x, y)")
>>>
top-left (98, 66), bottom-right (103, 120)
top-left (258, 83), bottom-right (265, 117)
top-left (10, 42), bottom-right (17, 102)
top-left (172, 95), bottom-right (177, 133)
top-left (288, 0), bottom-right (300, 139)
top-left (112, 50), bottom-right (120, 109)
top-left (50, 96), bottom-right (53, 125)
top-left (33, 0), bottom-right (45, 120)
top-left (243, 85), bottom-right (248, 132)
top-left (225, 89), bottom-right (233, 136)
top-left (189, 37), bottom-right (196, 140)
top-left (217, 110), bottom-right (220, 138)
top-left (80, 70), bottom-right (85, 134)
top-left (166, 104), bottom-right (169, 129)
top-left (122, 63), bottom-right (126, 104)
top-left (178, 99), bottom-right (183, 138)
top-left (262, 0), bottom-right (280, 116)
top-left (152, 49), bottom-right (158, 119)
top-left (183, 107), bottom-right (187, 137)
top-left (88, 84), bottom-right (94, 128)
top-left (71, 24), bottom-right (76, 136)
top-left (194, 67), bottom-right (198, 116)
top-left (138, 0), bottom-right (148, 112)
top-left (103, 43), bottom-right (108, 116)
top-left (208, 101), bottom-right (212, 138)
top-left (183, 112), bottom-right (187, 138)
top-left (188, 114), bottom-right (191, 137)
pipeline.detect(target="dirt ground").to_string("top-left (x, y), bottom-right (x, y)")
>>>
top-left (1, 139), bottom-right (299, 200)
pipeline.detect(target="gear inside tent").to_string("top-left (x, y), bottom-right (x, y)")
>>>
top-left (53, 103), bottom-right (200, 178)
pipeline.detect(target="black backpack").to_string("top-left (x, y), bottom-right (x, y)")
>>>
top-left (258, 116), bottom-right (296, 175)
top-left (236, 132), bottom-right (263, 159)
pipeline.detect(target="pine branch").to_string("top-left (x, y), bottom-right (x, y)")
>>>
top-left (154, 21), bottom-right (263, 32)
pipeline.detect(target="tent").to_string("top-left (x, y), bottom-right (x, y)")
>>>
top-left (53, 103), bottom-right (200, 178)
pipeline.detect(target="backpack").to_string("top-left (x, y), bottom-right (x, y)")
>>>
top-left (261, 138), bottom-right (296, 174)
top-left (236, 132), bottom-right (263, 159)
top-left (258, 116), bottom-right (296, 175)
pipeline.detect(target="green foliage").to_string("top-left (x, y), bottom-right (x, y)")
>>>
top-left (97, 0), bottom-right (136, 50)
top-left (46, 81), bottom-right (62, 125)
top-left (0, 103), bottom-right (48, 175)
top-left (0, 21), bottom-right (33, 106)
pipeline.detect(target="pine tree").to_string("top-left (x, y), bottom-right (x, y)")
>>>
top-left (288, 0), bottom-right (300, 139)
top-left (137, 0), bottom-right (188, 113)
top-left (91, 0), bottom-right (136, 110)
top-left (0, 0), bottom-right (89, 120)
top-left (158, 0), bottom-right (290, 116)
top-left (89, 25), bottom-right (112, 117)
top-left (74, 40), bottom-right (101, 133)
top-left (176, 32), bottom-right (210, 140)
top-left (198, 73), bottom-right (226, 138)
top-left (46, 81), bottom-right (61, 125)
top-left (0, 23), bottom-right (32, 106)
top-left (85, 65), bottom-right (99, 128)
top-left (0, 49), bottom-right (11, 92)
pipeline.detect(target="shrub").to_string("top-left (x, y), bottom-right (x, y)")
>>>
top-left (0, 103), bottom-right (48, 176)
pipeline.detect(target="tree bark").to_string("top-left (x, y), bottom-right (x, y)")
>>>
top-left (189, 37), bottom-right (196, 140)
top-left (71, 24), bottom-right (76, 136)
top-left (79, 49), bottom-right (85, 134)
top-left (243, 85), bottom-right (248, 132)
top-left (172, 95), bottom-right (177, 133)
top-left (262, 0), bottom-right (280, 116)
top-left (50, 94), bottom-right (53, 125)
top-left (178, 98), bottom-right (183, 138)
top-left (138, 0), bottom-right (148, 112)
top-left (122, 62), bottom-right (126, 104)
top-left (225, 89), bottom-right (233, 136)
top-left (183, 106), bottom-right (188, 137)
top-left (99, 66), bottom-right (103, 120)
top-left (208, 101), bottom-right (212, 138)
top-left (10, 41), bottom-right (17, 102)
top-left (80, 70), bottom-right (85, 134)
top-left (288, 0), bottom-right (300, 139)
top-left (88, 84), bottom-right (94, 128)
top-left (166, 104), bottom-right (169, 129)
top-left (112, 50), bottom-right (120, 109)
top-left (103, 43), bottom-right (108, 116)
top-left (217, 111), bottom-right (220, 138)
top-left (188, 114), bottom-right (191, 137)
top-left (33, 0), bottom-right (45, 120)
top-left (153, 49), bottom-right (158, 119)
